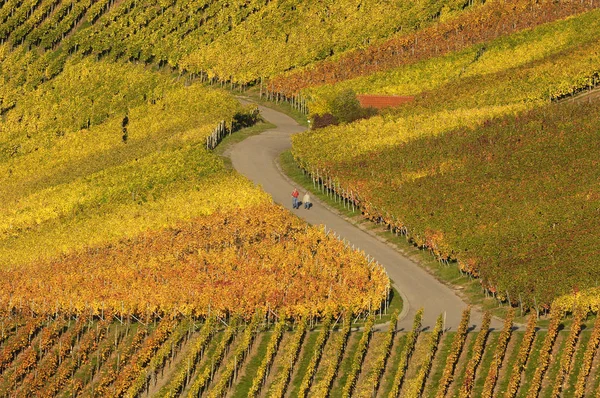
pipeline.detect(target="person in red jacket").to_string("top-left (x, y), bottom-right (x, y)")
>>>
top-left (291, 188), bottom-right (299, 209)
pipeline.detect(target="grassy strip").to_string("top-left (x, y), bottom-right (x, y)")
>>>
top-left (230, 332), bottom-right (271, 397)
top-left (241, 90), bottom-right (309, 127)
top-left (329, 332), bottom-right (361, 398)
top-left (424, 332), bottom-right (454, 396)
top-left (540, 335), bottom-right (567, 397)
top-left (471, 333), bottom-right (500, 397)
top-left (564, 331), bottom-right (591, 397)
top-left (518, 332), bottom-right (547, 396)
top-left (287, 332), bottom-right (320, 397)
top-left (494, 332), bottom-right (524, 396)
top-left (215, 121), bottom-right (276, 159)
top-left (378, 333), bottom-right (408, 397)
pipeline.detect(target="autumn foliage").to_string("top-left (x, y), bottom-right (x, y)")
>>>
top-left (269, 0), bottom-right (599, 95)
top-left (0, 204), bottom-right (388, 320)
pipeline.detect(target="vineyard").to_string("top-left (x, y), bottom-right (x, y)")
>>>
top-left (0, 0), bottom-right (485, 96)
top-left (2, 0), bottom-right (600, 394)
top-left (2, 305), bottom-right (600, 396)
top-left (303, 7), bottom-right (600, 115)
top-left (291, 6), bottom-right (600, 310)
top-left (268, 0), bottom-right (600, 97)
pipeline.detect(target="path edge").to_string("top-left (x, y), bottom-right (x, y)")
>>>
top-left (272, 149), bottom-right (412, 326)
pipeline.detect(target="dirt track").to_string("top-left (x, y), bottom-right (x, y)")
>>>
top-left (229, 103), bottom-right (503, 330)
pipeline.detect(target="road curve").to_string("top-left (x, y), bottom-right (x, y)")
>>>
top-left (229, 103), bottom-right (502, 331)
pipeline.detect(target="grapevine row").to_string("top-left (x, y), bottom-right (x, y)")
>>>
top-left (435, 306), bottom-right (471, 397)
top-left (125, 320), bottom-right (198, 397)
top-left (266, 318), bottom-right (307, 398)
top-left (207, 315), bottom-right (261, 397)
top-left (389, 309), bottom-right (424, 397)
top-left (481, 309), bottom-right (515, 398)
top-left (308, 314), bottom-right (352, 398)
top-left (297, 314), bottom-right (333, 398)
top-left (525, 307), bottom-right (564, 398)
top-left (358, 310), bottom-right (399, 397)
top-left (504, 314), bottom-right (538, 398)
top-left (341, 316), bottom-right (375, 398)
top-left (551, 309), bottom-right (587, 396)
top-left (403, 313), bottom-right (444, 397)
top-left (186, 319), bottom-right (238, 397)
top-left (269, 0), bottom-right (600, 95)
top-left (247, 316), bottom-right (286, 397)
top-left (458, 312), bottom-right (491, 398)
top-left (574, 316), bottom-right (600, 397)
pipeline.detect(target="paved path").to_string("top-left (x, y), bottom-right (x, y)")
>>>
top-left (229, 104), bottom-right (503, 331)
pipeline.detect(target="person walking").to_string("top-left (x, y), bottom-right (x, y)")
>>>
top-left (303, 192), bottom-right (311, 209)
top-left (292, 188), bottom-right (299, 209)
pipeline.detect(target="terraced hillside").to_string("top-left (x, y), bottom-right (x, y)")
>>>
top-left (289, 4), bottom-right (600, 309)
top-left (2, 0), bottom-right (600, 395)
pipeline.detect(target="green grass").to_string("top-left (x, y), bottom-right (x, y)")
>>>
top-left (287, 331), bottom-right (321, 396)
top-left (423, 332), bottom-right (455, 397)
top-left (563, 331), bottom-right (592, 396)
top-left (471, 333), bottom-right (500, 397)
top-left (310, 330), bottom-right (346, 390)
top-left (517, 332), bottom-right (547, 398)
top-left (378, 333), bottom-right (408, 397)
top-left (230, 331), bottom-right (272, 396)
top-left (495, 332), bottom-right (525, 397)
top-left (540, 333), bottom-right (567, 398)
top-left (329, 332), bottom-right (361, 398)
top-left (279, 149), bottom-right (519, 323)
top-left (450, 333), bottom-right (478, 397)
top-left (184, 332), bottom-right (225, 390)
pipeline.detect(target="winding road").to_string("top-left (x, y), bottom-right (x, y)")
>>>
top-left (229, 103), bottom-right (503, 331)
